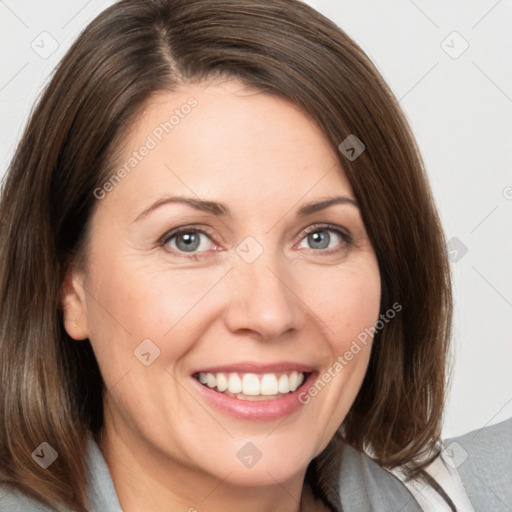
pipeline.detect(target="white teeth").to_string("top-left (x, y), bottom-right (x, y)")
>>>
top-left (242, 373), bottom-right (260, 395)
top-left (278, 374), bottom-right (291, 393)
top-left (227, 373), bottom-right (242, 394)
top-left (216, 372), bottom-right (228, 392)
top-left (197, 370), bottom-right (307, 397)
top-left (260, 374), bottom-right (279, 395)
top-left (289, 371), bottom-right (298, 391)
top-left (206, 373), bottom-right (216, 388)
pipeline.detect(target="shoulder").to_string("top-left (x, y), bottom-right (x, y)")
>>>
top-left (443, 416), bottom-right (512, 510)
top-left (338, 418), bottom-right (512, 511)
top-left (338, 443), bottom-right (422, 511)
top-left (445, 415), bottom-right (512, 455)
top-left (0, 484), bottom-right (57, 511)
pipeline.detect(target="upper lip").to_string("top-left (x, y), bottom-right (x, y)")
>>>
top-left (191, 361), bottom-right (315, 375)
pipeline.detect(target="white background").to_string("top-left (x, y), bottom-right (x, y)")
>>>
top-left (0, 0), bottom-right (511, 438)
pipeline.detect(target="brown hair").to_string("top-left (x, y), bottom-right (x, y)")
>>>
top-left (0, 0), bottom-right (452, 510)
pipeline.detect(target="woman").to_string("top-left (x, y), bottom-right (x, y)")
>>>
top-left (0, 1), bottom-right (510, 511)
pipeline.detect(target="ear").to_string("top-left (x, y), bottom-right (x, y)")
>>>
top-left (61, 265), bottom-right (89, 340)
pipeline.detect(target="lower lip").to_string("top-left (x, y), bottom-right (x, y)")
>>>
top-left (191, 373), bottom-right (316, 421)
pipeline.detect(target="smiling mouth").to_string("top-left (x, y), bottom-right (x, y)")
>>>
top-left (193, 371), bottom-right (309, 401)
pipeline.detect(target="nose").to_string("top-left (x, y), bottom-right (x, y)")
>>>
top-left (223, 250), bottom-right (304, 340)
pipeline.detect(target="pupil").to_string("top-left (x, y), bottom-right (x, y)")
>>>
top-left (309, 231), bottom-right (330, 249)
top-left (176, 233), bottom-right (200, 252)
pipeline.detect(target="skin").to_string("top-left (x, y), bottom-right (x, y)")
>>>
top-left (61, 80), bottom-right (381, 512)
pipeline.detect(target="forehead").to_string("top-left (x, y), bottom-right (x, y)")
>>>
top-left (103, 79), bottom-right (354, 218)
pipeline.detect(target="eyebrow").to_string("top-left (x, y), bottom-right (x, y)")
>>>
top-left (296, 196), bottom-right (359, 216)
top-left (133, 195), bottom-right (358, 223)
top-left (133, 196), bottom-right (229, 222)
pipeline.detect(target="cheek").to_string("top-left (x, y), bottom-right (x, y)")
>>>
top-left (305, 259), bottom-right (380, 372)
top-left (297, 257), bottom-right (381, 347)
top-left (289, 259), bottom-right (380, 452)
top-left (84, 252), bottom-right (231, 369)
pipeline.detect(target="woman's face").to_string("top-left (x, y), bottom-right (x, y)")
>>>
top-left (64, 80), bottom-right (380, 488)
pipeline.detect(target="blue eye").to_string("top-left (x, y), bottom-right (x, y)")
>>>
top-left (162, 229), bottom-right (214, 253)
top-left (306, 230), bottom-right (331, 249)
top-left (297, 226), bottom-right (351, 251)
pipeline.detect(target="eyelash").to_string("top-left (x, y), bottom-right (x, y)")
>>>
top-left (159, 223), bottom-right (353, 260)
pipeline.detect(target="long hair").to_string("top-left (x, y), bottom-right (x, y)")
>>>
top-left (0, 1), bottom-right (452, 510)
